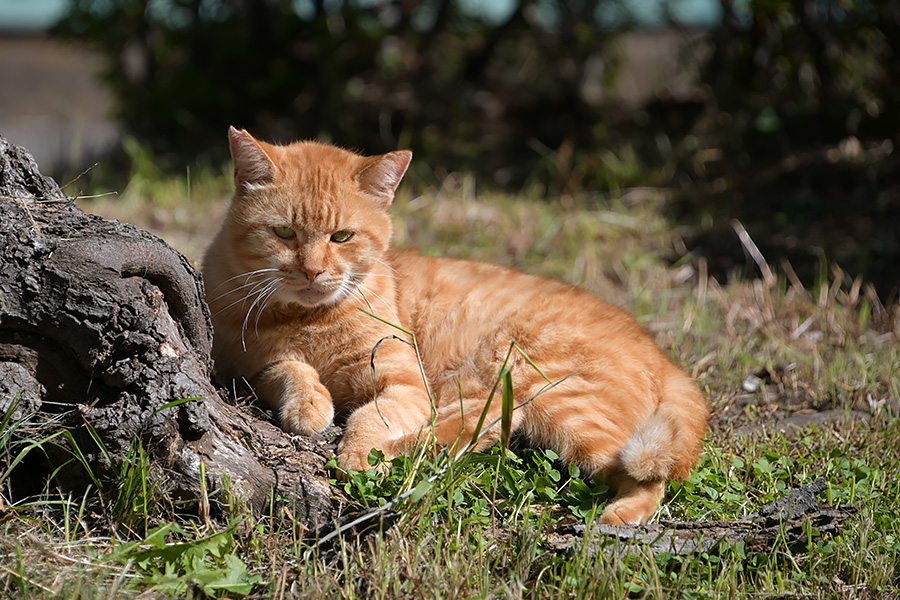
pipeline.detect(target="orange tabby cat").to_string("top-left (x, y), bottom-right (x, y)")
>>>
top-left (202, 127), bottom-right (708, 525)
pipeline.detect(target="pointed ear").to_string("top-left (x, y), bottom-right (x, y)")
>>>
top-left (356, 150), bottom-right (412, 207)
top-left (228, 126), bottom-right (276, 188)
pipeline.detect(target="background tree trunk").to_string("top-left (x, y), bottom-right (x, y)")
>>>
top-left (0, 136), bottom-right (341, 528)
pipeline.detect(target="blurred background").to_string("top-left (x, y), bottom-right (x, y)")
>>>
top-left (1, 0), bottom-right (898, 298)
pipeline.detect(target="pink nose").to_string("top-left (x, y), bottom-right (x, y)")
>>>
top-left (303, 267), bottom-right (324, 282)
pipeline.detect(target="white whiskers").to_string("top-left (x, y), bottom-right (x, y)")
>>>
top-left (210, 277), bottom-right (278, 318)
top-left (209, 264), bottom-right (402, 352)
top-left (208, 268), bottom-right (280, 295)
top-left (349, 276), bottom-right (400, 323)
top-left (241, 276), bottom-right (283, 351)
top-left (375, 258), bottom-right (401, 277)
top-left (208, 267), bottom-right (286, 351)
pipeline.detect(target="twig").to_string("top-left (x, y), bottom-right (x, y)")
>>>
top-left (546, 478), bottom-right (857, 557)
top-left (731, 219), bottom-right (776, 286)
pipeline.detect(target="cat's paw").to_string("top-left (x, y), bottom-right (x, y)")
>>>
top-left (598, 503), bottom-right (649, 526)
top-left (333, 454), bottom-right (370, 482)
top-left (332, 453), bottom-right (383, 483)
top-left (335, 441), bottom-right (395, 479)
top-left (597, 479), bottom-right (666, 525)
top-left (334, 429), bottom-right (432, 480)
top-left (336, 451), bottom-right (366, 475)
top-left (279, 389), bottom-right (334, 435)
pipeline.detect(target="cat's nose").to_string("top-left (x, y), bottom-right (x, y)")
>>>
top-left (303, 267), bottom-right (324, 282)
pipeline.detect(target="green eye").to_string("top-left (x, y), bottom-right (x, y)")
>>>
top-left (331, 230), bottom-right (354, 243)
top-left (273, 226), bottom-right (296, 239)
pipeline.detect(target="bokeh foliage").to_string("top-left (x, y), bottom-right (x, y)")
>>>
top-left (55, 0), bottom-right (900, 181)
top-left (53, 0), bottom-right (900, 179)
top-left (701, 0), bottom-right (900, 166)
top-left (55, 0), bottom-right (627, 190)
top-left (55, 0), bottom-right (900, 293)
top-left (682, 0), bottom-right (900, 299)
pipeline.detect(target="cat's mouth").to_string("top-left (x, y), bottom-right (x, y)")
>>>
top-left (279, 277), bottom-right (346, 308)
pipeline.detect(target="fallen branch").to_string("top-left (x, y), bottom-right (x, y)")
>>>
top-left (545, 478), bottom-right (857, 557)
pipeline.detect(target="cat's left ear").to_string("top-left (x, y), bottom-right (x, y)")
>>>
top-left (229, 126), bottom-right (277, 189)
top-left (356, 150), bottom-right (412, 207)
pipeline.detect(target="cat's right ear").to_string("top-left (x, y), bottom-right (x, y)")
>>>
top-left (229, 126), bottom-right (277, 189)
top-left (356, 150), bottom-right (412, 208)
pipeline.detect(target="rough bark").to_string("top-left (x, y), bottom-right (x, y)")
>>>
top-left (545, 478), bottom-right (857, 557)
top-left (0, 136), bottom-right (340, 528)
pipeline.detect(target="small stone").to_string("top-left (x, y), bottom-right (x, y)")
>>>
top-left (741, 375), bottom-right (762, 393)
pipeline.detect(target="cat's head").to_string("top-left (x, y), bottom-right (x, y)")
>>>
top-left (218, 127), bottom-right (411, 309)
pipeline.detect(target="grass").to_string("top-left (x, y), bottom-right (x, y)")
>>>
top-left (1, 158), bottom-right (898, 598)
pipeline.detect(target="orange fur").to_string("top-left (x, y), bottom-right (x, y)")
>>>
top-left (202, 128), bottom-right (709, 525)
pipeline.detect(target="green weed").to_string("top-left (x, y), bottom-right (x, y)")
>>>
top-left (110, 520), bottom-right (262, 597)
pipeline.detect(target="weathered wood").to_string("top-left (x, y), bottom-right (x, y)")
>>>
top-left (0, 136), bottom-right (341, 527)
top-left (545, 478), bottom-right (857, 557)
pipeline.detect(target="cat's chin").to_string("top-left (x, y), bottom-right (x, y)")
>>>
top-left (278, 286), bottom-right (346, 309)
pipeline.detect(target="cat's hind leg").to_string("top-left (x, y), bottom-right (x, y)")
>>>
top-left (518, 387), bottom-right (671, 525)
top-left (597, 367), bottom-right (708, 524)
top-left (401, 395), bottom-right (665, 525)
top-left (598, 472), bottom-right (666, 525)
top-left (337, 390), bottom-right (433, 473)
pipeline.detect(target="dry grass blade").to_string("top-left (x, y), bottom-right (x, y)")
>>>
top-left (731, 219), bottom-right (776, 286)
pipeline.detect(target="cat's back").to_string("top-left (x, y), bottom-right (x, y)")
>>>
top-left (387, 247), bottom-right (653, 349)
top-left (388, 247), bottom-right (571, 312)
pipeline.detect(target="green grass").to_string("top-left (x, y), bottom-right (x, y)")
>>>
top-left (1, 163), bottom-right (898, 598)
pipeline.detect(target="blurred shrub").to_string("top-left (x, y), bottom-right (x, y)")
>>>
top-left (55, 0), bottom-right (632, 191)
top-left (699, 0), bottom-right (900, 168)
top-left (676, 0), bottom-right (900, 299)
top-left (54, 0), bottom-right (900, 195)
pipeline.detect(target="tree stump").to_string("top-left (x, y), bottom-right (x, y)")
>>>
top-left (0, 136), bottom-right (341, 528)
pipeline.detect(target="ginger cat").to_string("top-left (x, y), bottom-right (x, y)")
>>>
top-left (202, 127), bottom-right (708, 525)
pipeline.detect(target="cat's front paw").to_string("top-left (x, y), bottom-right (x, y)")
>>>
top-left (280, 388), bottom-right (334, 435)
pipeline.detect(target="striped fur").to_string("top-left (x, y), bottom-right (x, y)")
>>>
top-left (202, 128), bottom-right (709, 524)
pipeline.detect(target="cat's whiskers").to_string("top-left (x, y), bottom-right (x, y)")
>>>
top-left (253, 279), bottom-right (284, 341)
top-left (340, 277), bottom-right (381, 313)
top-left (375, 258), bottom-right (401, 277)
top-left (334, 277), bottom-right (361, 302)
top-left (361, 272), bottom-right (399, 280)
top-left (211, 275), bottom-right (281, 317)
top-left (341, 283), bottom-right (370, 310)
top-left (352, 278), bottom-right (400, 323)
top-left (208, 267), bottom-right (280, 295)
top-left (207, 268), bottom-right (282, 311)
top-left (241, 277), bottom-right (284, 351)
top-left (210, 277), bottom-right (272, 307)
